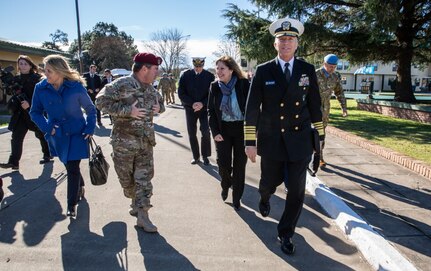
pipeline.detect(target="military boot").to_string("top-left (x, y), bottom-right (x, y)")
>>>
top-left (137, 207), bottom-right (158, 233)
top-left (129, 199), bottom-right (138, 217)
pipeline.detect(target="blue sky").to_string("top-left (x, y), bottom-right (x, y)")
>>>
top-left (0, 0), bottom-right (259, 66)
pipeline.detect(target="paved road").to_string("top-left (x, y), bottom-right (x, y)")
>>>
top-left (0, 103), bottom-right (373, 271)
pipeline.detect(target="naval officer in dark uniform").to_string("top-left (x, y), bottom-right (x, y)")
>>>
top-left (244, 17), bottom-right (324, 255)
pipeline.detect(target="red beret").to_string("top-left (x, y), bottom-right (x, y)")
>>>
top-left (133, 52), bottom-right (162, 66)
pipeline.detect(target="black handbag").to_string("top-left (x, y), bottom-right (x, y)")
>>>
top-left (89, 137), bottom-right (109, 185)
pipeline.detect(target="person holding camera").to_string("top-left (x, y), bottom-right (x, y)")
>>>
top-left (0, 55), bottom-right (52, 171)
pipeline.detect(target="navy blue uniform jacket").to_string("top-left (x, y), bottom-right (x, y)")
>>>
top-left (244, 57), bottom-right (324, 162)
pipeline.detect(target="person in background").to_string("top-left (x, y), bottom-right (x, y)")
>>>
top-left (83, 64), bottom-right (102, 126)
top-left (244, 17), bottom-right (324, 255)
top-left (100, 69), bottom-right (115, 125)
top-left (30, 54), bottom-right (96, 217)
top-left (178, 57), bottom-right (215, 165)
top-left (315, 54), bottom-right (347, 167)
top-left (208, 56), bottom-right (250, 210)
top-left (96, 52), bottom-right (165, 233)
top-left (168, 73), bottom-right (176, 104)
top-left (0, 55), bottom-right (52, 171)
top-left (158, 73), bottom-right (171, 104)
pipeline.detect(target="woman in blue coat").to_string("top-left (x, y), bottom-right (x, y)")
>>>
top-left (30, 55), bottom-right (96, 217)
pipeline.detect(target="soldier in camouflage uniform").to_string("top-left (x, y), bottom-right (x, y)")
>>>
top-left (157, 73), bottom-right (172, 104)
top-left (168, 73), bottom-right (176, 104)
top-left (315, 54), bottom-right (348, 167)
top-left (96, 52), bottom-right (165, 233)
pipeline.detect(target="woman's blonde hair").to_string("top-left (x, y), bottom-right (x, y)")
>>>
top-left (215, 56), bottom-right (247, 80)
top-left (43, 54), bottom-right (86, 86)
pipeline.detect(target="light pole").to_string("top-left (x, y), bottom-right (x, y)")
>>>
top-left (75, 0), bottom-right (83, 74)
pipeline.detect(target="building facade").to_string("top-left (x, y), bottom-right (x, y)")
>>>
top-left (0, 38), bottom-right (72, 103)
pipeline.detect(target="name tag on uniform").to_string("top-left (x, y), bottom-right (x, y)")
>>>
top-left (265, 81), bottom-right (275, 85)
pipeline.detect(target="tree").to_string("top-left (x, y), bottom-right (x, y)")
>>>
top-left (212, 37), bottom-right (241, 63)
top-left (41, 29), bottom-right (69, 51)
top-left (68, 22), bottom-right (138, 72)
top-left (142, 28), bottom-right (189, 76)
top-left (223, 1), bottom-right (431, 103)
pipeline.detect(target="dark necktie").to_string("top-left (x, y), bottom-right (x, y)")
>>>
top-left (284, 63), bottom-right (291, 83)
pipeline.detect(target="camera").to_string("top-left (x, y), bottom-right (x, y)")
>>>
top-left (0, 66), bottom-right (24, 96)
top-left (0, 66), bottom-right (29, 111)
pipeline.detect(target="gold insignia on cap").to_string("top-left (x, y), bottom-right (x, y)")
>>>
top-left (281, 21), bottom-right (291, 31)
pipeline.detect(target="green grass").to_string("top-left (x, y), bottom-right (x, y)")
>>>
top-left (329, 99), bottom-right (431, 165)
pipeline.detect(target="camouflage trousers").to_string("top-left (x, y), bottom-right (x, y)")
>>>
top-left (169, 89), bottom-right (176, 103)
top-left (162, 90), bottom-right (171, 104)
top-left (111, 135), bottom-right (154, 209)
top-left (321, 95), bottom-right (331, 129)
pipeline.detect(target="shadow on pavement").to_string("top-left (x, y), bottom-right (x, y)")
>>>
top-left (155, 123), bottom-right (182, 138)
top-left (136, 228), bottom-right (200, 271)
top-left (94, 125), bottom-right (112, 137)
top-left (322, 163), bottom-right (431, 258)
top-left (0, 163), bottom-right (65, 246)
top-left (238, 183), bottom-right (359, 270)
top-left (61, 200), bottom-right (128, 271)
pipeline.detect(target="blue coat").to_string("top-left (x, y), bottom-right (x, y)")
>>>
top-left (30, 79), bottom-right (97, 164)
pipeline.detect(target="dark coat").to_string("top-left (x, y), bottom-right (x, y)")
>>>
top-left (83, 72), bottom-right (102, 101)
top-left (7, 73), bottom-right (41, 131)
top-left (208, 78), bottom-right (250, 136)
top-left (178, 69), bottom-right (215, 109)
top-left (244, 57), bottom-right (323, 162)
top-left (30, 79), bottom-right (96, 163)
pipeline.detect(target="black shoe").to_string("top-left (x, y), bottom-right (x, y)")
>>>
top-left (221, 189), bottom-right (228, 201)
top-left (258, 199), bottom-right (270, 217)
top-left (39, 156), bottom-right (53, 164)
top-left (281, 237), bottom-right (296, 255)
top-left (0, 163), bottom-right (19, 170)
top-left (233, 201), bottom-right (241, 211)
top-left (203, 157), bottom-right (210, 166)
top-left (67, 206), bottom-right (76, 217)
top-left (190, 159), bottom-right (200, 165)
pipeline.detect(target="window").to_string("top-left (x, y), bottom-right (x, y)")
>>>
top-left (240, 59), bottom-right (247, 68)
top-left (336, 62), bottom-right (343, 70)
top-left (392, 64), bottom-right (398, 72)
top-left (344, 61), bottom-right (350, 70)
top-left (341, 76), bottom-right (347, 85)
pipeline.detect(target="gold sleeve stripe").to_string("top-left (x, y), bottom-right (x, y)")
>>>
top-left (244, 125), bottom-right (257, 141)
top-left (312, 121), bottom-right (325, 136)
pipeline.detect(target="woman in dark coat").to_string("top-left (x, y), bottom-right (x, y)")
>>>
top-left (208, 56), bottom-right (250, 210)
top-left (30, 55), bottom-right (96, 217)
top-left (0, 55), bottom-right (51, 170)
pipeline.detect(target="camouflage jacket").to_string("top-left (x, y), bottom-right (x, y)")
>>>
top-left (315, 67), bottom-right (347, 111)
top-left (96, 74), bottom-right (165, 145)
top-left (169, 78), bottom-right (177, 91)
top-left (157, 77), bottom-right (171, 92)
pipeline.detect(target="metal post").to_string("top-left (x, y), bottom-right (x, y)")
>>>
top-left (75, 0), bottom-right (83, 74)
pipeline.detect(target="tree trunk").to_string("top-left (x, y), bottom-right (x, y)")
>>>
top-left (394, 52), bottom-right (416, 103)
top-left (394, 1), bottom-right (417, 103)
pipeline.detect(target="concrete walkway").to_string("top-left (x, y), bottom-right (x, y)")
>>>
top-left (0, 100), bottom-right (428, 270)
